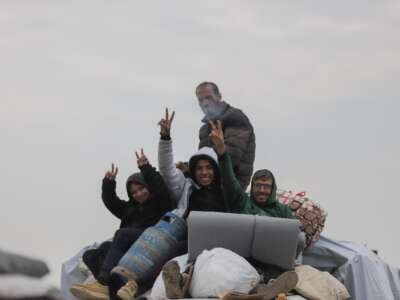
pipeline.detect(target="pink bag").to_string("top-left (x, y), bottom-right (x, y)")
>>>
top-left (277, 190), bottom-right (327, 247)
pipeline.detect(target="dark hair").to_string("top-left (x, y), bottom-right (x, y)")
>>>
top-left (196, 81), bottom-right (220, 95)
top-left (252, 169), bottom-right (274, 183)
top-left (189, 155), bottom-right (220, 185)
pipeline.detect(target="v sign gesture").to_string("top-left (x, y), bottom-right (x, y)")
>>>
top-left (105, 163), bottom-right (118, 180)
top-left (158, 108), bottom-right (175, 139)
top-left (209, 120), bottom-right (226, 156)
top-left (135, 148), bottom-right (149, 167)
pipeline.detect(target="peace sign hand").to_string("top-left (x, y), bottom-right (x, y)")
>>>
top-left (209, 120), bottom-right (226, 156)
top-left (135, 148), bottom-right (149, 167)
top-left (158, 108), bottom-right (175, 139)
top-left (105, 163), bottom-right (118, 180)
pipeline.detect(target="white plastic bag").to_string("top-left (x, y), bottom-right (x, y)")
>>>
top-left (190, 248), bottom-right (260, 298)
top-left (150, 253), bottom-right (189, 300)
top-left (0, 274), bottom-right (55, 298)
top-left (60, 242), bottom-right (103, 300)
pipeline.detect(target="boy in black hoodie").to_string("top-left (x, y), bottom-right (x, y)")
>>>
top-left (71, 149), bottom-right (174, 300)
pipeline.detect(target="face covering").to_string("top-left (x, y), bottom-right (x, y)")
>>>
top-left (200, 100), bottom-right (225, 119)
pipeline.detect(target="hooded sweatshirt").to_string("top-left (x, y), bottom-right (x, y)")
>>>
top-left (218, 153), bottom-right (293, 219)
top-left (158, 138), bottom-right (227, 218)
top-left (101, 163), bottom-right (174, 229)
top-left (187, 147), bottom-right (226, 213)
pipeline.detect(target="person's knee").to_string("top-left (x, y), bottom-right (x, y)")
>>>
top-left (98, 241), bottom-right (112, 254)
top-left (82, 249), bottom-right (99, 265)
top-left (113, 228), bottom-right (139, 246)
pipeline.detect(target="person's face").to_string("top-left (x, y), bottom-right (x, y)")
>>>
top-left (129, 183), bottom-right (150, 204)
top-left (194, 159), bottom-right (215, 186)
top-left (196, 84), bottom-right (221, 108)
top-left (252, 177), bottom-right (274, 205)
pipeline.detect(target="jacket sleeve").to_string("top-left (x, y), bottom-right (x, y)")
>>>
top-left (158, 138), bottom-right (187, 202)
top-left (223, 126), bottom-right (253, 168)
top-left (218, 152), bottom-right (249, 212)
top-left (101, 177), bottom-right (129, 219)
top-left (281, 204), bottom-right (295, 219)
top-left (139, 163), bottom-right (175, 211)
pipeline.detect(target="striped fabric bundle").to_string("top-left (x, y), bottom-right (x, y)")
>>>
top-left (277, 190), bottom-right (327, 247)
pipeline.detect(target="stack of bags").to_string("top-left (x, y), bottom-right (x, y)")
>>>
top-left (0, 249), bottom-right (62, 300)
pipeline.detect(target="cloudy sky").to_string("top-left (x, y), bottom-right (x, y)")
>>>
top-left (1, 1), bottom-right (399, 285)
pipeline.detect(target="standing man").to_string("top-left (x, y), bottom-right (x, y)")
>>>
top-left (196, 81), bottom-right (255, 190)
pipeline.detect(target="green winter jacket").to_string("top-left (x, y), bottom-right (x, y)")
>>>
top-left (219, 153), bottom-right (293, 219)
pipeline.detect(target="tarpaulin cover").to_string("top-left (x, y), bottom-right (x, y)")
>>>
top-left (303, 236), bottom-right (400, 300)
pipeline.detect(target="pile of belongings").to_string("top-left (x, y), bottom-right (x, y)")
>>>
top-left (62, 193), bottom-right (400, 300)
top-left (0, 248), bottom-right (62, 300)
top-left (151, 248), bottom-right (350, 300)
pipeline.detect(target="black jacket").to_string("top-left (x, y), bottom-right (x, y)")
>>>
top-left (101, 163), bottom-right (174, 229)
top-left (199, 102), bottom-right (256, 190)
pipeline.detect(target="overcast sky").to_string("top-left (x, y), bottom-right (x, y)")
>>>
top-left (1, 1), bottom-right (399, 286)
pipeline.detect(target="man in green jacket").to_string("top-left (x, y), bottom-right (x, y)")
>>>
top-left (209, 120), bottom-right (293, 219)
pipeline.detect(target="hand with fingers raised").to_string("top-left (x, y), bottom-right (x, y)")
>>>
top-left (135, 148), bottom-right (149, 168)
top-left (105, 163), bottom-right (118, 180)
top-left (209, 120), bottom-right (226, 156)
top-left (158, 108), bottom-right (175, 139)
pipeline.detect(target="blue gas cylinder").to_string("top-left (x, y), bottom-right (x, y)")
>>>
top-left (113, 212), bottom-right (187, 282)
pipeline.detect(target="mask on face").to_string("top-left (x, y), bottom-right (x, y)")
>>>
top-left (200, 101), bottom-right (225, 119)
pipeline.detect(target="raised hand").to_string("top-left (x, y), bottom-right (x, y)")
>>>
top-left (158, 108), bottom-right (175, 138)
top-left (209, 120), bottom-right (225, 155)
top-left (176, 161), bottom-right (189, 174)
top-left (105, 163), bottom-right (118, 180)
top-left (135, 148), bottom-right (149, 167)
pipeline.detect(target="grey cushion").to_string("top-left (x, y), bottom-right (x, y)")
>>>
top-left (0, 249), bottom-right (49, 278)
top-left (188, 211), bottom-right (254, 261)
top-left (187, 212), bottom-right (301, 270)
top-left (251, 216), bottom-right (301, 270)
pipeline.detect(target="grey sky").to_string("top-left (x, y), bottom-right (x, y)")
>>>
top-left (1, 1), bottom-right (399, 285)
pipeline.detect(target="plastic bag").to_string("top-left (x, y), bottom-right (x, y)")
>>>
top-left (190, 248), bottom-right (260, 298)
top-left (60, 242), bottom-right (102, 300)
top-left (0, 274), bottom-right (56, 299)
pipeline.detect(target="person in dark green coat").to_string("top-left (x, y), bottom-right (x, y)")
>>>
top-left (209, 120), bottom-right (293, 219)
